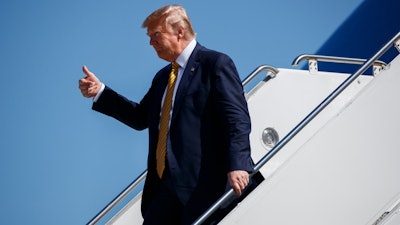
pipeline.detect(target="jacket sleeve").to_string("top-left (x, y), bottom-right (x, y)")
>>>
top-left (92, 86), bottom-right (149, 130)
top-left (212, 54), bottom-right (254, 173)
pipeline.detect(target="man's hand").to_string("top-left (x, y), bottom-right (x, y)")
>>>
top-left (79, 65), bottom-right (102, 98)
top-left (228, 170), bottom-right (249, 196)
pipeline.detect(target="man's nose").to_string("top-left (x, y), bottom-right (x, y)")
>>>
top-left (149, 37), bottom-right (156, 46)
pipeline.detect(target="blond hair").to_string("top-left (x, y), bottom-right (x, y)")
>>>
top-left (142, 4), bottom-right (196, 40)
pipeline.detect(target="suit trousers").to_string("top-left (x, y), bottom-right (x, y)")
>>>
top-left (142, 169), bottom-right (222, 225)
top-left (142, 170), bottom-right (264, 225)
top-left (142, 179), bottom-right (183, 225)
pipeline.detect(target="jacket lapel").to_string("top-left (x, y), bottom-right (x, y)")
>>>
top-left (171, 43), bottom-right (203, 124)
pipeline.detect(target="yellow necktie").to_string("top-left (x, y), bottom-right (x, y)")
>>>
top-left (156, 62), bottom-right (179, 178)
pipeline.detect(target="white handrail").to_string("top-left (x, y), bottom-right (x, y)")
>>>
top-left (242, 65), bottom-right (279, 87)
top-left (87, 170), bottom-right (147, 225)
top-left (292, 54), bottom-right (387, 67)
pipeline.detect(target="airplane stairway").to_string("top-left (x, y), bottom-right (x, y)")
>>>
top-left (87, 32), bottom-right (400, 225)
top-left (218, 33), bottom-right (400, 225)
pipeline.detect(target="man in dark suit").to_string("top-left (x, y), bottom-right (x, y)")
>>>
top-left (79, 4), bottom-right (255, 224)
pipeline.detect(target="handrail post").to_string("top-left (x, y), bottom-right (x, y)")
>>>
top-left (241, 65), bottom-right (279, 87)
top-left (291, 54), bottom-right (387, 75)
top-left (395, 37), bottom-right (400, 52)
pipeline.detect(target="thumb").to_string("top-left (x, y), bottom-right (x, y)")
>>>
top-left (82, 65), bottom-right (94, 78)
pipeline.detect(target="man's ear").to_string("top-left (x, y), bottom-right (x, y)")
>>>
top-left (177, 27), bottom-right (185, 39)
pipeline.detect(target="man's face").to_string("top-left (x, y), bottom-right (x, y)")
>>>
top-left (147, 18), bottom-right (179, 62)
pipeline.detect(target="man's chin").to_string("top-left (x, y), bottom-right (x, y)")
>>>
top-left (156, 53), bottom-right (171, 62)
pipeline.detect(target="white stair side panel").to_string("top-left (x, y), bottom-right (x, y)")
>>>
top-left (106, 192), bottom-right (143, 225)
top-left (247, 68), bottom-right (372, 179)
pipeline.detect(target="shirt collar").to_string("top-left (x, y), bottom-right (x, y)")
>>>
top-left (175, 39), bottom-right (197, 69)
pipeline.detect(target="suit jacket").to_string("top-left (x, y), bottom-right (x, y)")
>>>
top-left (92, 43), bottom-right (254, 218)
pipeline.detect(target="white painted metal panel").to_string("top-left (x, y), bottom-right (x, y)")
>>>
top-left (247, 68), bottom-right (372, 179)
top-left (106, 192), bottom-right (143, 225)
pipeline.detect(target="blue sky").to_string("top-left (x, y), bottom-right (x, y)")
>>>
top-left (0, 1), bottom-right (363, 224)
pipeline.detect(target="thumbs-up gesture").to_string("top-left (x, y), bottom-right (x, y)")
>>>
top-left (79, 65), bottom-right (102, 98)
